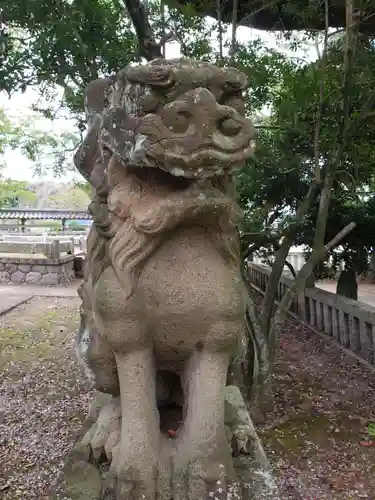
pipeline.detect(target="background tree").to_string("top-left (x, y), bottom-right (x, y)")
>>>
top-left (0, 178), bottom-right (38, 208)
top-left (0, 0), bottom-right (213, 113)
top-left (241, 33), bottom-right (375, 290)
top-left (0, 0), bottom-right (363, 410)
top-left (0, 106), bottom-right (79, 175)
top-left (168, 0), bottom-right (375, 34)
top-left (47, 184), bottom-right (90, 210)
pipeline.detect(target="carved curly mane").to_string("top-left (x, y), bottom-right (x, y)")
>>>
top-left (89, 168), bottom-right (243, 299)
top-left (81, 58), bottom-right (254, 300)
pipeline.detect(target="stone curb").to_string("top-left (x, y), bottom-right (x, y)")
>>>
top-left (0, 295), bottom-right (34, 317)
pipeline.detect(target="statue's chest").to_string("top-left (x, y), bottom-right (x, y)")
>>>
top-left (93, 248), bottom-right (245, 357)
top-left (93, 266), bottom-right (137, 321)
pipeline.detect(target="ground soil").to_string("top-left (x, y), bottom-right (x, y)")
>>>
top-left (0, 296), bottom-right (374, 499)
top-left (258, 314), bottom-right (375, 499)
top-left (0, 297), bottom-right (91, 499)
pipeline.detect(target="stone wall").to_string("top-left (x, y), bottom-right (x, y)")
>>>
top-left (0, 233), bottom-right (87, 249)
top-left (248, 262), bottom-right (375, 366)
top-left (0, 255), bottom-right (75, 285)
top-left (0, 240), bottom-right (73, 257)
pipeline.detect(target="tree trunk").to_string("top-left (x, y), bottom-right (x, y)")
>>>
top-left (336, 268), bottom-right (358, 300)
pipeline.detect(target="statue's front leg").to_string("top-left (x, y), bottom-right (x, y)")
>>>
top-left (173, 344), bottom-right (241, 500)
top-left (103, 347), bottom-right (169, 500)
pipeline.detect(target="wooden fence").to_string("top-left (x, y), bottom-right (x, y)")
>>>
top-left (248, 262), bottom-right (375, 365)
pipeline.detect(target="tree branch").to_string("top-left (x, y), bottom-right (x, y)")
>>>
top-left (261, 181), bottom-right (317, 340)
top-left (230, 0), bottom-right (238, 65)
top-left (122, 0), bottom-right (163, 60)
top-left (310, 0), bottom-right (356, 278)
top-left (313, 0), bottom-right (329, 184)
top-left (216, 0), bottom-right (223, 61)
top-left (284, 259), bottom-right (297, 278)
top-left (268, 221), bottom-right (356, 362)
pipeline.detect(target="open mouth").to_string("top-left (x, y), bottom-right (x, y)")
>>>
top-left (130, 165), bottom-right (196, 191)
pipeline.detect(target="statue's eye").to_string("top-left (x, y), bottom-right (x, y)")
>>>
top-left (218, 117), bottom-right (241, 137)
top-left (140, 93), bottom-right (160, 114)
top-left (163, 108), bottom-right (191, 134)
top-left (176, 109), bottom-right (191, 119)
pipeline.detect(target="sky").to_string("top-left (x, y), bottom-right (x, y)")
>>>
top-left (0, 24), bottom-right (321, 183)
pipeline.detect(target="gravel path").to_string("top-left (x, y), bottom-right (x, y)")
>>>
top-left (259, 313), bottom-right (375, 499)
top-left (0, 295), bottom-right (374, 499)
top-left (0, 297), bottom-right (91, 499)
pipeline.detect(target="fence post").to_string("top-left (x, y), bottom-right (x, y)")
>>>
top-left (296, 289), bottom-right (306, 320)
top-left (51, 240), bottom-right (60, 259)
top-left (79, 235), bottom-right (86, 251)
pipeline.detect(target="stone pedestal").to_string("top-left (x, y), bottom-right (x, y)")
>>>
top-left (50, 387), bottom-right (279, 500)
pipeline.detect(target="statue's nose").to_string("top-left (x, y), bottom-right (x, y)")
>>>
top-left (217, 115), bottom-right (242, 137)
top-left (193, 88), bottom-right (246, 139)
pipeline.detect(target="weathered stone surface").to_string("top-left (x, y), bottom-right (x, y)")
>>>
top-left (52, 388), bottom-right (279, 499)
top-left (51, 460), bottom-right (102, 500)
top-left (10, 270), bottom-right (25, 284)
top-left (0, 242), bottom-right (34, 254)
top-left (32, 264), bottom-right (47, 273)
top-left (249, 261), bottom-right (375, 365)
top-left (0, 256), bottom-right (76, 286)
top-left (18, 264), bottom-right (32, 273)
top-left (0, 271), bottom-right (10, 283)
top-left (25, 272), bottom-right (42, 283)
top-left (4, 263), bottom-right (18, 273)
top-left (70, 58), bottom-right (273, 499)
top-left (41, 273), bottom-right (59, 285)
top-left (59, 273), bottom-right (71, 285)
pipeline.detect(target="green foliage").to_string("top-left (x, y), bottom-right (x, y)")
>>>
top-left (47, 185), bottom-right (90, 209)
top-left (2, 0), bottom-right (375, 272)
top-left (0, 0), bottom-right (138, 113)
top-left (0, 107), bottom-right (80, 176)
top-left (0, 0), bottom-right (214, 114)
top-left (238, 35), bottom-right (375, 275)
top-left (66, 220), bottom-right (85, 231)
top-left (368, 423), bottom-right (375, 439)
top-left (0, 178), bottom-right (38, 208)
top-left (73, 180), bottom-right (93, 196)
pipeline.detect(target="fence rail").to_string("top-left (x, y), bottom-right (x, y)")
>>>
top-left (248, 262), bottom-right (375, 365)
top-left (0, 239), bottom-right (74, 259)
top-left (0, 234), bottom-right (86, 248)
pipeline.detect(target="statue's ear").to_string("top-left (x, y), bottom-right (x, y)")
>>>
top-left (221, 92), bottom-right (246, 117)
top-left (125, 62), bottom-right (174, 88)
top-left (84, 78), bottom-right (112, 125)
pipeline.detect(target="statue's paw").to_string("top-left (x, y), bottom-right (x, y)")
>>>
top-left (78, 397), bottom-right (121, 463)
top-left (104, 428), bottom-right (121, 463)
top-left (102, 443), bottom-right (161, 500)
top-left (173, 456), bottom-right (241, 500)
top-left (228, 422), bottom-right (257, 456)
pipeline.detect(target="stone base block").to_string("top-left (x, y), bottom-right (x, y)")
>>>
top-left (0, 255), bottom-right (75, 286)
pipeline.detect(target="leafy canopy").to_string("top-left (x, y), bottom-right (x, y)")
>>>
top-left (0, 178), bottom-right (38, 208)
top-left (1, 0), bottom-right (375, 272)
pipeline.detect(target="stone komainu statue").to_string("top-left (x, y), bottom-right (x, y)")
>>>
top-left (74, 58), bottom-right (269, 500)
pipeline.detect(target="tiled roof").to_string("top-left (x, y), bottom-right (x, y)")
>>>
top-left (0, 209), bottom-right (92, 220)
